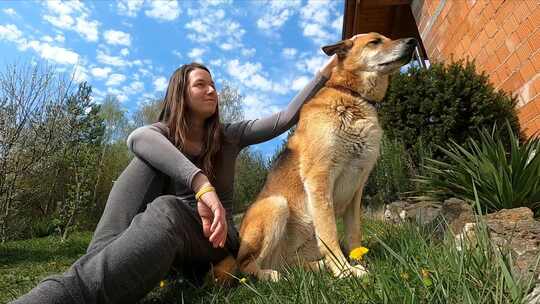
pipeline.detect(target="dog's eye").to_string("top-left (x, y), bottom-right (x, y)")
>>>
top-left (368, 39), bottom-right (382, 46)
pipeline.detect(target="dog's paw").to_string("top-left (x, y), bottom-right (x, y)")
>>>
top-left (335, 264), bottom-right (368, 279)
top-left (258, 269), bottom-right (281, 282)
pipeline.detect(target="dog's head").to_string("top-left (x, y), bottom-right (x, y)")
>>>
top-left (322, 32), bottom-right (417, 75)
top-left (321, 33), bottom-right (417, 102)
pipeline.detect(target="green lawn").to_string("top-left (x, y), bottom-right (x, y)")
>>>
top-left (1, 219), bottom-right (534, 303)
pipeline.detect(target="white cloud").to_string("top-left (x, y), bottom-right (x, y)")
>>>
top-left (243, 94), bottom-right (281, 120)
top-left (185, 6), bottom-right (245, 49)
top-left (256, 0), bottom-right (301, 30)
top-left (24, 40), bottom-right (80, 65)
top-left (188, 48), bottom-right (205, 59)
top-left (282, 48), bottom-right (297, 58)
top-left (292, 76), bottom-right (309, 91)
top-left (107, 87), bottom-right (128, 102)
top-left (104, 30), bottom-right (131, 46)
top-left (153, 76), bottom-right (168, 92)
top-left (241, 48), bottom-right (256, 57)
top-left (296, 53), bottom-right (327, 74)
top-left (172, 50), bottom-right (182, 59)
top-left (72, 65), bottom-right (89, 82)
top-left (299, 0), bottom-right (341, 45)
top-left (42, 36), bottom-right (54, 43)
top-left (128, 81), bottom-right (144, 93)
top-left (145, 0), bottom-right (180, 21)
top-left (91, 67), bottom-right (111, 79)
top-left (44, 14), bottom-right (74, 28)
top-left (220, 43), bottom-right (233, 51)
top-left (106, 73), bottom-right (126, 86)
top-left (55, 34), bottom-right (65, 43)
top-left (3, 8), bottom-right (17, 16)
top-left (42, 1), bottom-right (100, 42)
top-left (120, 48), bottom-right (129, 56)
top-left (226, 59), bottom-right (289, 94)
top-left (117, 0), bottom-right (144, 17)
top-left (96, 50), bottom-right (129, 67)
top-left (209, 59), bottom-right (222, 67)
top-left (75, 16), bottom-right (99, 41)
top-left (0, 24), bottom-right (23, 42)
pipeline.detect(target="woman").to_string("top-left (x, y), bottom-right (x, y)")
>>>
top-left (12, 57), bottom-right (336, 303)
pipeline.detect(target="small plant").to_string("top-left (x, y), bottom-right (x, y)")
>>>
top-left (416, 122), bottom-right (540, 215)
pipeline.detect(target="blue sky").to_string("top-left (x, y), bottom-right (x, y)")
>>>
top-left (0, 0), bottom-right (345, 160)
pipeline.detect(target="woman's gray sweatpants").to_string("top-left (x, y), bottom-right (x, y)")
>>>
top-left (11, 157), bottom-right (236, 304)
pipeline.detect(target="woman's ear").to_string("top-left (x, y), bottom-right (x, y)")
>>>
top-left (321, 40), bottom-right (353, 58)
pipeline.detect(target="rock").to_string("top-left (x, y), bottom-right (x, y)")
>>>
top-left (525, 275), bottom-right (540, 304)
top-left (439, 198), bottom-right (475, 235)
top-left (454, 207), bottom-right (540, 280)
top-left (384, 200), bottom-right (443, 226)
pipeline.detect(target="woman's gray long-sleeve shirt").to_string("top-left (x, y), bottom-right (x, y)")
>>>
top-left (126, 72), bottom-right (328, 222)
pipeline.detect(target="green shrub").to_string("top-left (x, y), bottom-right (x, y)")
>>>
top-left (416, 123), bottom-right (540, 215)
top-left (364, 135), bottom-right (433, 207)
top-left (380, 59), bottom-right (522, 163)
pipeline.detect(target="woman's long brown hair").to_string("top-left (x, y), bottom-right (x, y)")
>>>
top-left (158, 63), bottom-right (222, 181)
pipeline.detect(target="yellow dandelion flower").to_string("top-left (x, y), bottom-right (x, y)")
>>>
top-left (421, 268), bottom-right (432, 287)
top-left (400, 272), bottom-right (410, 280)
top-left (349, 246), bottom-right (369, 261)
top-left (159, 280), bottom-right (166, 288)
top-left (239, 277), bottom-right (247, 284)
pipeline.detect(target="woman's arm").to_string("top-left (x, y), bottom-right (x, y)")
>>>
top-left (227, 56), bottom-right (336, 148)
top-left (127, 124), bottom-right (202, 190)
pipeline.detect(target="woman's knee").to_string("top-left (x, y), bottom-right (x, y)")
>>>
top-left (148, 195), bottom-right (197, 235)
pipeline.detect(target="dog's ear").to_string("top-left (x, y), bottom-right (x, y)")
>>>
top-left (322, 40), bottom-right (353, 58)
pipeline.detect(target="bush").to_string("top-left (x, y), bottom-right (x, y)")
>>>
top-left (416, 123), bottom-right (540, 215)
top-left (380, 59), bottom-right (522, 163)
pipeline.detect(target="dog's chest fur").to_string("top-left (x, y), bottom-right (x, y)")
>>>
top-left (328, 99), bottom-right (382, 215)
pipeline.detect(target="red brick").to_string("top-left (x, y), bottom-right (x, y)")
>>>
top-left (493, 29), bottom-right (506, 50)
top-left (520, 60), bottom-right (537, 81)
top-left (496, 44), bottom-right (511, 62)
top-left (528, 29), bottom-right (540, 53)
top-left (484, 54), bottom-right (501, 73)
top-left (485, 19), bottom-right (498, 38)
top-left (516, 41), bottom-right (533, 64)
top-left (501, 71), bottom-right (524, 92)
top-left (533, 77), bottom-right (540, 95)
top-left (518, 101), bottom-right (538, 124)
top-left (489, 71), bottom-right (501, 87)
top-left (502, 14), bottom-right (519, 35)
top-left (532, 51), bottom-right (540, 72)
top-left (513, 2), bottom-right (530, 24)
top-left (516, 18), bottom-right (535, 40)
top-left (497, 64), bottom-right (512, 83)
top-left (476, 48), bottom-right (489, 66)
top-left (525, 0), bottom-right (539, 12)
top-left (482, 2), bottom-right (496, 19)
top-left (530, 7), bottom-right (540, 25)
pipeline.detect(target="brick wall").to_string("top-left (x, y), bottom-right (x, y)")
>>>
top-left (411, 0), bottom-right (540, 137)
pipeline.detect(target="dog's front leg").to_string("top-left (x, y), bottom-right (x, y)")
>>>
top-left (343, 173), bottom-right (369, 253)
top-left (304, 168), bottom-right (366, 278)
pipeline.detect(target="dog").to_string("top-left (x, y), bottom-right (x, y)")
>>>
top-left (215, 33), bottom-right (417, 283)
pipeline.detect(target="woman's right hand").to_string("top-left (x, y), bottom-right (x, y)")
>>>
top-left (196, 185), bottom-right (228, 248)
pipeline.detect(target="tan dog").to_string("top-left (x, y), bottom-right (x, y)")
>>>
top-left (216, 33), bottom-right (417, 283)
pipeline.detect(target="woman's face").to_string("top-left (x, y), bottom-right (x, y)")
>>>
top-left (186, 68), bottom-right (218, 120)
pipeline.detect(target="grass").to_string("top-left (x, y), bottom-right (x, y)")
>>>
top-left (1, 219), bottom-right (535, 303)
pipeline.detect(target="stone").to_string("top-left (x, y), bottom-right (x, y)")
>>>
top-left (454, 207), bottom-right (540, 280)
top-left (384, 200), bottom-right (443, 226)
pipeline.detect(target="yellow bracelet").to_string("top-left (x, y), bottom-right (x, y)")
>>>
top-left (195, 185), bottom-right (215, 201)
